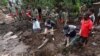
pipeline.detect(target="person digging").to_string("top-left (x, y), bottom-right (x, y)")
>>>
top-left (43, 19), bottom-right (55, 40)
top-left (38, 19), bottom-right (56, 49)
top-left (63, 20), bottom-right (77, 47)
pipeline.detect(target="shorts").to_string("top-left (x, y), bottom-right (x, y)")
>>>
top-left (79, 36), bottom-right (88, 44)
top-left (44, 28), bottom-right (54, 35)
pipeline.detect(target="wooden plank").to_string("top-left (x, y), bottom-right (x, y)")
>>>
top-left (38, 38), bottom-right (49, 49)
top-left (3, 31), bottom-right (13, 39)
top-left (40, 29), bottom-right (57, 34)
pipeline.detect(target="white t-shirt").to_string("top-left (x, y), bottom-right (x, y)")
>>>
top-left (68, 25), bottom-right (76, 29)
top-left (63, 25), bottom-right (76, 34)
top-left (33, 20), bottom-right (41, 30)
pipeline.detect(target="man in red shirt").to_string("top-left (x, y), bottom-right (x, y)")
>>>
top-left (79, 13), bottom-right (93, 47)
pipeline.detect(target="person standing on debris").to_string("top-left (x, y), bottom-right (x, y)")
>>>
top-left (43, 19), bottom-right (55, 40)
top-left (78, 13), bottom-right (93, 47)
top-left (37, 6), bottom-right (42, 21)
top-left (32, 18), bottom-right (41, 32)
top-left (63, 20), bottom-right (77, 47)
top-left (26, 6), bottom-right (32, 21)
top-left (89, 8), bottom-right (95, 24)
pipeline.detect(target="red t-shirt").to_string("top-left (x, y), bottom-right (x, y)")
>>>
top-left (80, 19), bottom-right (93, 38)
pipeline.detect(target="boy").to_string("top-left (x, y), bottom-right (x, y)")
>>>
top-left (78, 13), bottom-right (93, 47)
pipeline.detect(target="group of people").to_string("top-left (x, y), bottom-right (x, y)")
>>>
top-left (32, 7), bottom-right (95, 48)
top-left (64, 8), bottom-right (95, 47)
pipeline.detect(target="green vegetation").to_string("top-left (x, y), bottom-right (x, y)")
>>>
top-left (1, 0), bottom-right (94, 18)
top-left (0, 0), bottom-right (7, 6)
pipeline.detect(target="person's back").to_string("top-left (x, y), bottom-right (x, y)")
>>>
top-left (63, 23), bottom-right (77, 47)
top-left (33, 18), bottom-right (41, 32)
top-left (45, 19), bottom-right (55, 29)
top-left (63, 24), bottom-right (76, 38)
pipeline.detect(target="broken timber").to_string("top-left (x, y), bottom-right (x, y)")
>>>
top-left (40, 29), bottom-right (57, 34)
top-left (38, 29), bottom-right (57, 49)
top-left (38, 38), bottom-right (49, 49)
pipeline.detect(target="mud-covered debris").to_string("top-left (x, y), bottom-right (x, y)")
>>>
top-left (92, 42), bottom-right (97, 46)
top-left (0, 21), bottom-right (5, 25)
top-left (3, 31), bottom-right (13, 39)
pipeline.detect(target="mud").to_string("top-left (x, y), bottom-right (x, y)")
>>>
top-left (0, 11), bottom-right (100, 56)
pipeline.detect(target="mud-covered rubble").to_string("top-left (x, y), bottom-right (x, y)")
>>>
top-left (0, 10), bottom-right (100, 56)
top-left (0, 31), bottom-right (29, 56)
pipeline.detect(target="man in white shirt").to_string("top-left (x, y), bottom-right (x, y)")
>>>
top-left (32, 18), bottom-right (41, 32)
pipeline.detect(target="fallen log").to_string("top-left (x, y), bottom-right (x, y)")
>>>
top-left (3, 31), bottom-right (13, 39)
top-left (37, 38), bottom-right (49, 49)
top-left (40, 29), bottom-right (57, 34)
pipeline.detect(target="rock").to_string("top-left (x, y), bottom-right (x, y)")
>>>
top-left (94, 25), bottom-right (100, 31)
top-left (0, 21), bottom-right (5, 25)
top-left (92, 42), bottom-right (97, 46)
top-left (22, 31), bottom-right (32, 37)
top-left (10, 35), bottom-right (17, 39)
top-left (11, 42), bottom-right (29, 54)
top-left (0, 45), bottom-right (4, 52)
top-left (1, 52), bottom-right (10, 56)
top-left (4, 14), bottom-right (14, 24)
top-left (97, 54), bottom-right (100, 56)
top-left (69, 54), bottom-right (78, 56)
top-left (1, 54), bottom-right (9, 56)
top-left (56, 53), bottom-right (64, 56)
top-left (3, 31), bottom-right (13, 39)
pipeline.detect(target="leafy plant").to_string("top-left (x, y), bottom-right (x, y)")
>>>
top-left (0, 0), bottom-right (7, 6)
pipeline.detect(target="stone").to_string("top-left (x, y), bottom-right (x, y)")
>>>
top-left (3, 31), bottom-right (13, 39)
top-left (69, 54), bottom-right (78, 56)
top-left (22, 31), bottom-right (31, 37)
top-left (10, 35), bottom-right (17, 39)
top-left (56, 53), bottom-right (64, 56)
top-left (4, 14), bottom-right (14, 24)
top-left (1, 54), bottom-right (9, 56)
top-left (0, 21), bottom-right (5, 25)
top-left (92, 42), bottom-right (97, 46)
top-left (97, 54), bottom-right (100, 56)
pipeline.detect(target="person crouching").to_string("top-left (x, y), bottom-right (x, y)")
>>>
top-left (43, 19), bottom-right (55, 40)
top-left (63, 21), bottom-right (77, 47)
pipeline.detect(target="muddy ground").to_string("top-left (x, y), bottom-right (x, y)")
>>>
top-left (0, 11), bottom-right (100, 56)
